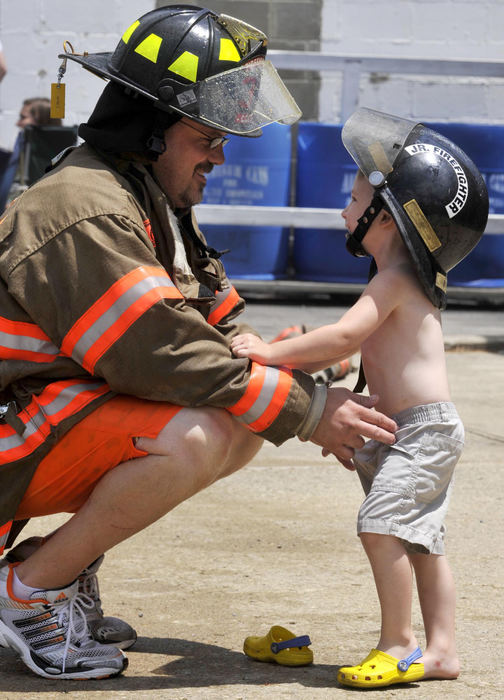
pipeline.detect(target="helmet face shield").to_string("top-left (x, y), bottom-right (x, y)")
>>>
top-left (172, 60), bottom-right (302, 135)
top-left (342, 108), bottom-right (419, 178)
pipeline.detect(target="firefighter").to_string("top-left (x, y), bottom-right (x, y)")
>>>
top-left (0, 6), bottom-right (396, 680)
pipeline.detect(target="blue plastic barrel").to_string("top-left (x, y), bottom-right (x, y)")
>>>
top-left (201, 123), bottom-right (292, 279)
top-left (426, 122), bottom-right (504, 287)
top-left (293, 122), bottom-right (365, 282)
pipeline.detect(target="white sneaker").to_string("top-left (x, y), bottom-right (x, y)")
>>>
top-left (79, 556), bottom-right (137, 650)
top-left (2, 538), bottom-right (137, 650)
top-left (0, 563), bottom-right (127, 679)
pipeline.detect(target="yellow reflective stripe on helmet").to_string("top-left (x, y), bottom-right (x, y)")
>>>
top-left (168, 51), bottom-right (199, 82)
top-left (122, 20), bottom-right (140, 44)
top-left (219, 38), bottom-right (241, 62)
top-left (135, 33), bottom-right (163, 63)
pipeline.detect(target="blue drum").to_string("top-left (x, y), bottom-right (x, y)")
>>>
top-left (426, 122), bottom-right (504, 287)
top-left (293, 122), bottom-right (366, 282)
top-left (201, 123), bottom-right (292, 279)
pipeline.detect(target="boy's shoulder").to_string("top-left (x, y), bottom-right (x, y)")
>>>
top-left (370, 262), bottom-right (435, 309)
top-left (373, 261), bottom-right (421, 291)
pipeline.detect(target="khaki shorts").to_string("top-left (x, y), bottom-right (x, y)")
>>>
top-left (353, 402), bottom-right (464, 555)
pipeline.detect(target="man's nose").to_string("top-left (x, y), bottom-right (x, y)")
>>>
top-left (209, 144), bottom-right (225, 165)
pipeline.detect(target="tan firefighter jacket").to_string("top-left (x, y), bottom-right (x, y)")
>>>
top-left (0, 144), bottom-right (317, 552)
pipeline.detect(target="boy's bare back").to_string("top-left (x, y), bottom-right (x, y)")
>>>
top-left (362, 262), bottom-right (450, 416)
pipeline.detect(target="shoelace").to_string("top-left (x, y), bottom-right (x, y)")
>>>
top-left (58, 591), bottom-right (95, 673)
top-left (79, 569), bottom-right (100, 603)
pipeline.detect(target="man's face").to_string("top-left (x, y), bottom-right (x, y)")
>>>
top-left (152, 118), bottom-right (227, 210)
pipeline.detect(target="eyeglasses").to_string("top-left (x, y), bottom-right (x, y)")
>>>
top-left (180, 120), bottom-right (230, 149)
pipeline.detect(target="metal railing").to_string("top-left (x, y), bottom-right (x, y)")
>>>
top-left (194, 205), bottom-right (504, 235)
top-left (268, 50), bottom-right (504, 121)
top-left (195, 51), bottom-right (504, 244)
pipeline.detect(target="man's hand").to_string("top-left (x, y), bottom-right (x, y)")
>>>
top-left (309, 387), bottom-right (397, 470)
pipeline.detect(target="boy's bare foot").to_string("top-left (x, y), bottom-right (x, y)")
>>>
top-left (422, 652), bottom-right (460, 680)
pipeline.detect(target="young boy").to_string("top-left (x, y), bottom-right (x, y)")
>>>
top-left (231, 108), bottom-right (488, 688)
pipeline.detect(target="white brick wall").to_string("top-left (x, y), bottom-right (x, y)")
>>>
top-left (0, 0), bottom-right (154, 148)
top-left (320, 0), bottom-right (504, 123)
top-left (0, 0), bottom-right (502, 149)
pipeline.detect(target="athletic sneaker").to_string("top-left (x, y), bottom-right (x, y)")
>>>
top-left (0, 563), bottom-right (127, 679)
top-left (79, 556), bottom-right (137, 650)
top-left (1, 538), bottom-right (137, 650)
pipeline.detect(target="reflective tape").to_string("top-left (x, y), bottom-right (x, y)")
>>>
top-left (207, 286), bottom-right (240, 326)
top-left (228, 362), bottom-right (293, 433)
top-left (168, 51), bottom-right (199, 82)
top-left (0, 520), bottom-right (12, 555)
top-left (0, 379), bottom-right (109, 464)
top-left (0, 317), bottom-right (60, 363)
top-left (219, 38), bottom-right (241, 63)
top-left (122, 20), bottom-right (140, 44)
top-left (61, 266), bottom-right (183, 373)
top-left (135, 33), bottom-right (162, 63)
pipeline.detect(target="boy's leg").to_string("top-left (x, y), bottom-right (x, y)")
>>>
top-left (409, 552), bottom-right (459, 679)
top-left (359, 531), bottom-right (419, 659)
top-left (15, 405), bottom-right (262, 590)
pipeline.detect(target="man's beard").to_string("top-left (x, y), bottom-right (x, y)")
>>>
top-left (180, 161), bottom-right (214, 208)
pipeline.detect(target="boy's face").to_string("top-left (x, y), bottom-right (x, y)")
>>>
top-left (341, 173), bottom-right (375, 234)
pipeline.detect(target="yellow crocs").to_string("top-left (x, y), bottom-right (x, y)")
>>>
top-left (243, 625), bottom-right (313, 666)
top-left (337, 647), bottom-right (424, 688)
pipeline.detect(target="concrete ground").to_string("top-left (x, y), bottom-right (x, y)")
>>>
top-left (0, 301), bottom-right (503, 699)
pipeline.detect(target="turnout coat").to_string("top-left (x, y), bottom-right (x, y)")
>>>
top-left (0, 144), bottom-right (316, 552)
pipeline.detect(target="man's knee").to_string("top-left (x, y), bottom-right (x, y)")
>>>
top-left (136, 406), bottom-right (253, 477)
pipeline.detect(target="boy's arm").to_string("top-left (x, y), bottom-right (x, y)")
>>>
top-left (233, 269), bottom-right (404, 370)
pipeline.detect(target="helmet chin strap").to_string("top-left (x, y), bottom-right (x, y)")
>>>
top-left (353, 257), bottom-right (378, 393)
top-left (345, 191), bottom-right (383, 394)
top-left (345, 194), bottom-right (384, 257)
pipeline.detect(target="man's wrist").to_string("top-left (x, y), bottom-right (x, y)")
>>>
top-left (297, 382), bottom-right (328, 441)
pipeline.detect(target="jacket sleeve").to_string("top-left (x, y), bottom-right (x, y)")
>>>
top-left (6, 209), bottom-right (315, 446)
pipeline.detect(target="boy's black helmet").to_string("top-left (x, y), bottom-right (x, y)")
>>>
top-left (61, 4), bottom-right (301, 136)
top-left (342, 108), bottom-right (489, 308)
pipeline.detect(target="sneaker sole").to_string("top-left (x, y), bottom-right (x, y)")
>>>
top-left (0, 621), bottom-right (128, 680)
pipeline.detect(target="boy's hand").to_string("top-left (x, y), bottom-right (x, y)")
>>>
top-left (231, 333), bottom-right (273, 364)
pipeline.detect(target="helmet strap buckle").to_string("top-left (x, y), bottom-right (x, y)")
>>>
top-left (146, 131), bottom-right (166, 156)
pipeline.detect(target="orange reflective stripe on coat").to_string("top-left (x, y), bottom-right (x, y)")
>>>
top-left (207, 286), bottom-right (241, 326)
top-left (0, 378), bottom-right (109, 464)
top-left (61, 266), bottom-right (183, 373)
top-left (0, 317), bottom-right (61, 363)
top-left (227, 361), bottom-right (293, 432)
